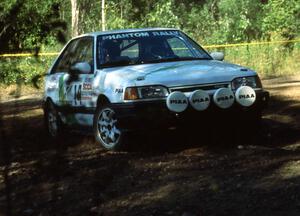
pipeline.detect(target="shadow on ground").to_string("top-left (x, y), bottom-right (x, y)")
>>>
top-left (1, 94), bottom-right (300, 216)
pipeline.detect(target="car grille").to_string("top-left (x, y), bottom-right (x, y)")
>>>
top-left (169, 83), bottom-right (231, 93)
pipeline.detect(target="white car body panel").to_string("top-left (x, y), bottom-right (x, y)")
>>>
top-left (44, 28), bottom-right (263, 127)
top-left (101, 60), bottom-right (256, 91)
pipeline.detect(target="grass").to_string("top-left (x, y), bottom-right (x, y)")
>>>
top-left (0, 41), bottom-right (299, 85)
top-left (206, 41), bottom-right (300, 78)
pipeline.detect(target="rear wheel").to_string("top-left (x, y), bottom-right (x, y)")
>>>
top-left (93, 104), bottom-right (126, 150)
top-left (44, 101), bottom-right (63, 139)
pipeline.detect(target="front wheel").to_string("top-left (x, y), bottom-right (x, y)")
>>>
top-left (93, 105), bottom-right (126, 151)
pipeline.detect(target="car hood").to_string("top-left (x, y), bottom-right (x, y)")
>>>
top-left (102, 60), bottom-right (257, 87)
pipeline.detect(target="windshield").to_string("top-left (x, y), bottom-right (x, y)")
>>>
top-left (96, 30), bottom-right (212, 68)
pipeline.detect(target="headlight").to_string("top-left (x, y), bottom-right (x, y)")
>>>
top-left (124, 85), bottom-right (169, 100)
top-left (231, 76), bottom-right (262, 90)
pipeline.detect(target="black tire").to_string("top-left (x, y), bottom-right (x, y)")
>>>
top-left (93, 104), bottom-right (127, 151)
top-left (44, 100), bottom-right (64, 139)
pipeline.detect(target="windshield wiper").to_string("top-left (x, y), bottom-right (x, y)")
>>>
top-left (101, 56), bottom-right (211, 68)
top-left (101, 59), bottom-right (132, 68)
top-left (176, 57), bottom-right (211, 61)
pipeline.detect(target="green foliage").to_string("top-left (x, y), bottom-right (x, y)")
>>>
top-left (0, 0), bottom-right (66, 85)
top-left (105, 1), bottom-right (138, 30)
top-left (214, 0), bottom-right (264, 43)
top-left (0, 0), bottom-right (300, 85)
top-left (180, 5), bottom-right (216, 43)
top-left (143, 1), bottom-right (180, 28)
top-left (262, 0), bottom-right (300, 40)
top-left (0, 0), bottom-right (66, 53)
top-left (0, 57), bottom-right (55, 85)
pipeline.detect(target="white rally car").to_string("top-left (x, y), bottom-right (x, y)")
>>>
top-left (43, 28), bottom-right (269, 150)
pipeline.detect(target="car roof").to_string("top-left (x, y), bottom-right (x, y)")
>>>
top-left (77, 27), bottom-right (179, 38)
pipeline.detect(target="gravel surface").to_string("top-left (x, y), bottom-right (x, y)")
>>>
top-left (1, 76), bottom-right (300, 216)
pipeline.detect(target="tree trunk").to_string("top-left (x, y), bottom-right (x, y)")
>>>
top-left (71, 0), bottom-right (79, 37)
top-left (101, 0), bottom-right (106, 31)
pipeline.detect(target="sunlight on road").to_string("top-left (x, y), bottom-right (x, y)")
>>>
top-left (279, 161), bottom-right (300, 179)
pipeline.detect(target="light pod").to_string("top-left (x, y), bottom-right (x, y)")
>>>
top-left (213, 88), bottom-right (235, 109)
top-left (166, 91), bottom-right (188, 112)
top-left (235, 86), bottom-right (256, 107)
top-left (189, 90), bottom-right (210, 111)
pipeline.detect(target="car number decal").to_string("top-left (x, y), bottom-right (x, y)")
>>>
top-left (74, 84), bottom-right (82, 105)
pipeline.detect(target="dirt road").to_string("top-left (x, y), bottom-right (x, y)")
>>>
top-left (1, 76), bottom-right (300, 216)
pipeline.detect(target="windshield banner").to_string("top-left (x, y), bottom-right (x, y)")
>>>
top-left (101, 31), bottom-right (179, 40)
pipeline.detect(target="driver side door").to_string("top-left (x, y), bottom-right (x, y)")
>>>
top-left (65, 36), bottom-right (95, 108)
top-left (49, 36), bottom-right (94, 126)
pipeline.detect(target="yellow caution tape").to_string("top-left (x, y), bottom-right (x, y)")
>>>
top-left (0, 39), bottom-right (299, 57)
top-left (203, 39), bottom-right (300, 49)
top-left (0, 52), bottom-right (59, 57)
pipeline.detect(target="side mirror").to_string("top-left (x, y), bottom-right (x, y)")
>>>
top-left (70, 62), bottom-right (91, 74)
top-left (210, 52), bottom-right (224, 61)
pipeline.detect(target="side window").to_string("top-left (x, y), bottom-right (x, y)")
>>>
top-left (71, 37), bottom-right (94, 72)
top-left (51, 37), bottom-right (94, 74)
top-left (51, 39), bottom-right (78, 73)
top-left (167, 37), bottom-right (193, 57)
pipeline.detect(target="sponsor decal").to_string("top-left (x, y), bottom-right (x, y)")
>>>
top-left (83, 83), bottom-right (92, 91)
top-left (189, 90), bottom-right (210, 111)
top-left (235, 86), bottom-right (256, 107)
top-left (115, 88), bottom-right (123, 93)
top-left (170, 99), bottom-right (187, 104)
top-left (239, 94), bottom-right (255, 99)
top-left (102, 32), bottom-right (150, 40)
top-left (102, 31), bottom-right (179, 40)
top-left (81, 91), bottom-right (93, 101)
top-left (217, 95), bottom-right (234, 102)
top-left (213, 88), bottom-right (235, 109)
top-left (166, 91), bottom-right (188, 113)
top-left (192, 98), bottom-right (209, 103)
top-left (151, 31), bottom-right (179, 36)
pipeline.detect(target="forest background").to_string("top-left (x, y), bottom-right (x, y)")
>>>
top-left (0, 0), bottom-right (299, 85)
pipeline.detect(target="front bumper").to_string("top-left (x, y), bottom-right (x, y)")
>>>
top-left (111, 90), bottom-right (269, 131)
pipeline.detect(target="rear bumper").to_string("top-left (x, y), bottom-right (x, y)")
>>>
top-left (111, 90), bottom-right (269, 130)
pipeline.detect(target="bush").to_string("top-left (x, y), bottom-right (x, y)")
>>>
top-left (0, 56), bottom-right (56, 85)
